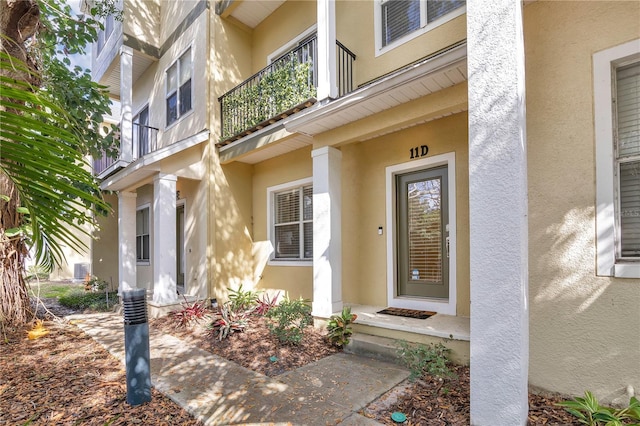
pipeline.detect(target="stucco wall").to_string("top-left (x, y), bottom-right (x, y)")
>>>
top-left (209, 153), bottom-right (256, 302)
top-left (175, 178), bottom-right (208, 298)
top-left (130, 11), bottom-right (208, 148)
top-left (92, 193), bottom-right (119, 289)
top-left (524, 0), bottom-right (640, 404)
top-left (125, 0), bottom-right (160, 49)
top-left (340, 112), bottom-right (470, 315)
top-left (336, 0), bottom-right (466, 87)
top-left (160, 12), bottom-right (208, 146)
top-left (251, 1), bottom-right (316, 72)
top-left (251, 147), bottom-right (314, 300)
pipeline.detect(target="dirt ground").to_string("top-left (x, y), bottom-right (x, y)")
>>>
top-left (0, 298), bottom-right (581, 425)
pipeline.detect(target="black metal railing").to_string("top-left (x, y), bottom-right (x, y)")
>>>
top-left (133, 123), bottom-right (159, 158)
top-left (219, 36), bottom-right (356, 142)
top-left (92, 123), bottom-right (160, 177)
top-left (93, 151), bottom-right (117, 176)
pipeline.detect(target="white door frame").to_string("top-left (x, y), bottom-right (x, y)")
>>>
top-left (385, 152), bottom-right (457, 315)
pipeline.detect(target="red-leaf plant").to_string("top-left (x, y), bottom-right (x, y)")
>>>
top-left (170, 296), bottom-right (208, 328)
top-left (254, 291), bottom-right (281, 316)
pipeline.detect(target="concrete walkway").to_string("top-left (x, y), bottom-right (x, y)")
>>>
top-left (68, 312), bottom-right (409, 425)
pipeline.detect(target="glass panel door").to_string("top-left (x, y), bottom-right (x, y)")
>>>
top-left (397, 166), bottom-right (449, 298)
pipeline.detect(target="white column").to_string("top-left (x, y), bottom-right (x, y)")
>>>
top-left (152, 173), bottom-right (178, 304)
top-left (120, 45), bottom-right (133, 163)
top-left (312, 146), bottom-right (342, 317)
top-left (317, 0), bottom-right (337, 100)
top-left (467, 1), bottom-right (529, 425)
top-left (118, 191), bottom-right (137, 294)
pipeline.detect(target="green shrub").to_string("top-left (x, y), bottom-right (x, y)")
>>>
top-left (326, 306), bottom-right (357, 347)
top-left (58, 289), bottom-right (117, 312)
top-left (228, 284), bottom-right (260, 312)
top-left (266, 297), bottom-right (312, 345)
top-left (557, 391), bottom-right (640, 426)
top-left (84, 276), bottom-right (109, 292)
top-left (396, 341), bottom-right (454, 381)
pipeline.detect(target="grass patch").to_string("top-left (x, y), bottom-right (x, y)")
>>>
top-left (28, 281), bottom-right (85, 299)
top-left (59, 290), bottom-right (118, 312)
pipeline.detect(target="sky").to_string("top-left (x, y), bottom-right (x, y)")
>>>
top-left (67, 0), bottom-right (92, 71)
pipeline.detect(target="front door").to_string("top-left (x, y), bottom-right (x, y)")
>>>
top-left (176, 204), bottom-right (185, 289)
top-left (397, 166), bottom-right (449, 299)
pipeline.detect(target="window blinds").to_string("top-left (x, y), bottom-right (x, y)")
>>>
top-left (426, 0), bottom-right (465, 24)
top-left (381, 1), bottom-right (465, 47)
top-left (616, 62), bottom-right (640, 258)
top-left (406, 178), bottom-right (443, 282)
top-left (381, 0), bottom-right (420, 47)
top-left (274, 186), bottom-right (313, 259)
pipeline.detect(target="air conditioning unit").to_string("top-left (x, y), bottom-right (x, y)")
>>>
top-left (74, 263), bottom-right (91, 281)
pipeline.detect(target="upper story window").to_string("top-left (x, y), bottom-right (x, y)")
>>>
top-left (594, 39), bottom-right (640, 278)
top-left (136, 206), bottom-right (150, 263)
top-left (96, 15), bottom-right (114, 55)
top-left (166, 48), bottom-right (193, 127)
top-left (377, 0), bottom-right (465, 53)
top-left (268, 179), bottom-right (313, 263)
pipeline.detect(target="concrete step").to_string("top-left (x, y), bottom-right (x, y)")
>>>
top-left (344, 333), bottom-right (402, 365)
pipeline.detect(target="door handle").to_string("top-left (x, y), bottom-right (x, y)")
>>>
top-left (446, 236), bottom-right (450, 258)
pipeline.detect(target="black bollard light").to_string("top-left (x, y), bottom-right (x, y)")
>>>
top-left (122, 288), bottom-right (152, 406)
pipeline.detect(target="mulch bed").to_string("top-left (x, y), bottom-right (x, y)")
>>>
top-left (1, 298), bottom-right (582, 425)
top-left (150, 314), bottom-right (341, 377)
top-left (152, 310), bottom-right (581, 425)
top-left (0, 320), bottom-right (202, 426)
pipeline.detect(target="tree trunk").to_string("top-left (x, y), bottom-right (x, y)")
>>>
top-left (1, 0), bottom-right (42, 326)
top-left (0, 176), bottom-right (31, 326)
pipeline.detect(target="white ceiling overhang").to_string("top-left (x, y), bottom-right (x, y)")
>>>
top-left (100, 130), bottom-right (209, 192)
top-left (217, 0), bottom-right (286, 29)
top-left (285, 42), bottom-right (468, 137)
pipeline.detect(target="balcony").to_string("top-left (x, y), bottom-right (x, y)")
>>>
top-left (218, 36), bottom-right (356, 146)
top-left (132, 123), bottom-right (159, 158)
top-left (93, 123), bottom-right (159, 177)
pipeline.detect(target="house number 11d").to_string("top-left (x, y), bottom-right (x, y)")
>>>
top-left (410, 145), bottom-right (429, 159)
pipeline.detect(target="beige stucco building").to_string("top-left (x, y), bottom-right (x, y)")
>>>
top-left (88, 0), bottom-right (639, 423)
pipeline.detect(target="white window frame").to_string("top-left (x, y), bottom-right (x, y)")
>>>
top-left (267, 177), bottom-right (313, 266)
top-left (374, 0), bottom-right (466, 57)
top-left (136, 204), bottom-right (151, 265)
top-left (165, 46), bottom-right (193, 128)
top-left (386, 152), bottom-right (456, 315)
top-left (96, 14), bottom-right (115, 55)
top-left (267, 25), bottom-right (317, 64)
top-left (594, 38), bottom-right (640, 278)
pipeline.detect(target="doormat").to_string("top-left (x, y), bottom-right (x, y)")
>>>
top-left (376, 307), bottom-right (436, 320)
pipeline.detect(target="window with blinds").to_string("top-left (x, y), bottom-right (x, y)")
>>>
top-left (380, 0), bottom-right (465, 48)
top-left (136, 207), bottom-right (150, 262)
top-left (273, 185), bottom-right (313, 260)
top-left (615, 61), bottom-right (640, 259)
